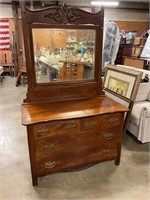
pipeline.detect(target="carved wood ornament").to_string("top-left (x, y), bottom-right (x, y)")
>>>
top-left (44, 4), bottom-right (84, 24)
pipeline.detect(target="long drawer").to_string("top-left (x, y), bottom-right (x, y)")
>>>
top-left (36, 143), bottom-right (117, 176)
top-left (35, 127), bottom-right (119, 158)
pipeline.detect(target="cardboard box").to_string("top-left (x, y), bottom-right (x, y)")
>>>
top-left (124, 57), bottom-right (145, 69)
top-left (133, 37), bottom-right (146, 45)
top-left (132, 46), bottom-right (143, 57)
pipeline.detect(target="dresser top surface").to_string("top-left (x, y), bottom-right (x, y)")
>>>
top-left (21, 96), bottom-right (128, 125)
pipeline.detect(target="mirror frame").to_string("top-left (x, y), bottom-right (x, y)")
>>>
top-left (21, 3), bottom-right (104, 103)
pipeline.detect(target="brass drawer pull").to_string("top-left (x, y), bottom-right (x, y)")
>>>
top-left (77, 147), bottom-right (88, 154)
top-left (104, 133), bottom-right (113, 140)
top-left (102, 149), bottom-right (111, 155)
top-left (66, 123), bottom-right (77, 130)
top-left (79, 132), bottom-right (87, 137)
top-left (37, 128), bottom-right (49, 136)
top-left (43, 143), bottom-right (54, 150)
top-left (45, 161), bottom-right (56, 169)
top-left (84, 121), bottom-right (95, 128)
top-left (109, 118), bottom-right (118, 122)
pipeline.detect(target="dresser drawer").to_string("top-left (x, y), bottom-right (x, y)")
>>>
top-left (35, 134), bottom-right (76, 158)
top-left (81, 113), bottom-right (121, 131)
top-left (33, 119), bottom-right (80, 140)
top-left (35, 127), bottom-right (119, 159)
top-left (36, 144), bottom-right (117, 176)
top-left (77, 127), bottom-right (119, 143)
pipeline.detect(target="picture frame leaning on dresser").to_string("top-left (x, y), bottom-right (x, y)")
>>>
top-left (103, 64), bottom-right (143, 131)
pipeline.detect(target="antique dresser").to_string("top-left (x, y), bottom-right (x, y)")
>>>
top-left (21, 2), bottom-right (128, 185)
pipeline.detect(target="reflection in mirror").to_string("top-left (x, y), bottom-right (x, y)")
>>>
top-left (32, 28), bottom-right (96, 83)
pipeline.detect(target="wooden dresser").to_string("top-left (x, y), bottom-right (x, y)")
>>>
top-left (21, 3), bottom-right (128, 185)
top-left (22, 97), bottom-right (127, 186)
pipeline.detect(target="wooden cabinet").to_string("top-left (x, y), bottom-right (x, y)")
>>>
top-left (124, 57), bottom-right (148, 69)
top-left (115, 44), bottom-right (133, 65)
top-left (21, 3), bottom-right (128, 185)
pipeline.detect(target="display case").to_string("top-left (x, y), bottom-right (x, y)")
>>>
top-left (21, 2), bottom-right (128, 186)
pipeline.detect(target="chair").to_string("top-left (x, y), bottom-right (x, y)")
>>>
top-left (16, 56), bottom-right (27, 86)
top-left (127, 68), bottom-right (150, 143)
top-left (0, 66), bottom-right (4, 82)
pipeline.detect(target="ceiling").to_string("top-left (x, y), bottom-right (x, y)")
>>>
top-left (0, 0), bottom-right (149, 10)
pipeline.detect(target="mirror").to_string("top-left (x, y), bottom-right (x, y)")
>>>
top-left (32, 28), bottom-right (96, 83)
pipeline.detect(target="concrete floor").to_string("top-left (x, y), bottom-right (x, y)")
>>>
top-left (0, 76), bottom-right (150, 200)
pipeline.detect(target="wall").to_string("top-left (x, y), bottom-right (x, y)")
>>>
top-left (105, 8), bottom-right (149, 36)
top-left (0, 4), bottom-right (13, 18)
top-left (105, 8), bottom-right (149, 22)
top-left (0, 5), bottom-right (149, 49)
top-left (114, 21), bottom-right (148, 37)
top-left (0, 4), bottom-right (149, 22)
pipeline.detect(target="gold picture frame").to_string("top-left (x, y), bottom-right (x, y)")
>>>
top-left (104, 65), bottom-right (143, 101)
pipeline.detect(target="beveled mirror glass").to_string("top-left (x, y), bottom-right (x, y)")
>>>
top-left (32, 28), bottom-right (96, 83)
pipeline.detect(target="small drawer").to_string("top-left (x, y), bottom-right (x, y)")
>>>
top-left (35, 133), bottom-right (77, 158)
top-left (33, 119), bottom-right (80, 140)
top-left (81, 113), bottom-right (121, 131)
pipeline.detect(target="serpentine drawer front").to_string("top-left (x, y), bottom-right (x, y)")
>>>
top-left (33, 114), bottom-right (122, 177)
top-left (22, 97), bottom-right (128, 185)
top-left (35, 127), bottom-right (119, 158)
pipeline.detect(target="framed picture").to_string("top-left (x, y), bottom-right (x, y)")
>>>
top-left (104, 88), bottom-right (133, 130)
top-left (103, 65), bottom-right (143, 101)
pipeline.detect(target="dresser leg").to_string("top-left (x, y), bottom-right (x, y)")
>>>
top-left (115, 158), bottom-right (120, 165)
top-left (32, 176), bottom-right (38, 186)
top-left (115, 142), bottom-right (121, 165)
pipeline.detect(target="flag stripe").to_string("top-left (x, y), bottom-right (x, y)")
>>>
top-left (0, 19), bottom-right (9, 22)
top-left (0, 42), bottom-right (10, 45)
top-left (0, 37), bottom-right (10, 40)
top-left (0, 34), bottom-right (9, 38)
top-left (0, 23), bottom-right (9, 26)
top-left (0, 26), bottom-right (9, 28)
top-left (0, 39), bottom-right (10, 43)
top-left (0, 31), bottom-right (9, 34)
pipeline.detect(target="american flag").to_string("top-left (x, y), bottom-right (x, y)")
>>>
top-left (0, 19), bottom-right (10, 50)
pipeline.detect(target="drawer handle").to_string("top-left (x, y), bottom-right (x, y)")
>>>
top-left (84, 121), bottom-right (95, 128)
top-left (77, 147), bottom-right (88, 154)
top-left (37, 128), bottom-right (49, 136)
top-left (79, 132), bottom-right (87, 137)
top-left (66, 123), bottom-right (77, 130)
top-left (104, 133), bottom-right (113, 140)
top-left (43, 143), bottom-right (54, 150)
top-left (109, 118), bottom-right (118, 122)
top-left (45, 161), bottom-right (56, 169)
top-left (102, 149), bottom-right (111, 155)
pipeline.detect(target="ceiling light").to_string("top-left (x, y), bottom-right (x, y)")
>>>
top-left (91, 1), bottom-right (119, 6)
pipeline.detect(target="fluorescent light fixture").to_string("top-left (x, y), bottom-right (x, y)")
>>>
top-left (91, 1), bottom-right (119, 6)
